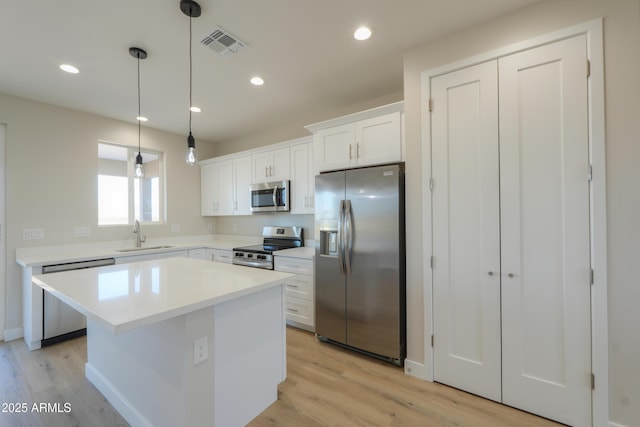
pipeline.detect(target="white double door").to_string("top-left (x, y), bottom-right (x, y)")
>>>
top-left (431, 35), bottom-right (591, 426)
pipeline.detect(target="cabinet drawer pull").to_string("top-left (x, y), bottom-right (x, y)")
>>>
top-left (287, 284), bottom-right (299, 289)
top-left (287, 308), bottom-right (299, 313)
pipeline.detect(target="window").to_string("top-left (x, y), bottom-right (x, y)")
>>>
top-left (98, 142), bottom-right (164, 226)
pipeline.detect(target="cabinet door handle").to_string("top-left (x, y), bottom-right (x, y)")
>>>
top-left (349, 144), bottom-right (353, 160)
top-left (488, 271), bottom-right (495, 276)
top-left (356, 142), bottom-right (360, 158)
top-left (265, 166), bottom-right (268, 178)
top-left (508, 273), bottom-right (515, 278)
top-left (269, 165), bottom-right (273, 176)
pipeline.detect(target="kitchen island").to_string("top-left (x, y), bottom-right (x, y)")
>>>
top-left (32, 257), bottom-right (293, 427)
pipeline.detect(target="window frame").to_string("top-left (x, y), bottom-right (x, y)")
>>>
top-left (98, 141), bottom-right (166, 226)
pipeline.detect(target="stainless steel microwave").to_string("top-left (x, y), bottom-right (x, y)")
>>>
top-left (250, 180), bottom-right (290, 212)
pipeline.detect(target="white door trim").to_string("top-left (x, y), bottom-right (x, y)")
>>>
top-left (418, 19), bottom-right (607, 426)
top-left (0, 124), bottom-right (6, 341)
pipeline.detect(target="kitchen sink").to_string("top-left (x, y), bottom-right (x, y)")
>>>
top-left (115, 245), bottom-right (174, 253)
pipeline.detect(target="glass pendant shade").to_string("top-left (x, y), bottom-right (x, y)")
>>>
top-left (186, 132), bottom-right (197, 165)
top-left (135, 152), bottom-right (144, 177)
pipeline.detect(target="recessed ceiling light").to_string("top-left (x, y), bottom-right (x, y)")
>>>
top-left (250, 76), bottom-right (264, 86)
top-left (354, 26), bottom-right (372, 41)
top-left (136, 116), bottom-right (148, 122)
top-left (190, 106), bottom-right (202, 113)
top-left (59, 64), bottom-right (79, 74)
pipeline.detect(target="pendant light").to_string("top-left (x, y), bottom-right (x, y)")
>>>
top-left (181, 0), bottom-right (201, 165)
top-left (129, 47), bottom-right (147, 177)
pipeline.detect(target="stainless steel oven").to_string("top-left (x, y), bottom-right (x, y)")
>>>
top-left (233, 226), bottom-right (303, 269)
top-left (250, 180), bottom-right (290, 212)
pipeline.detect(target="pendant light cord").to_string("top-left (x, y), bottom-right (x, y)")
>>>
top-left (137, 55), bottom-right (142, 154)
top-left (189, 14), bottom-right (193, 134)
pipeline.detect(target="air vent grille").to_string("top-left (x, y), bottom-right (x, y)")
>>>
top-left (200, 26), bottom-right (246, 56)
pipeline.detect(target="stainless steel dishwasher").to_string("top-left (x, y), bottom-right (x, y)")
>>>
top-left (41, 258), bottom-right (115, 346)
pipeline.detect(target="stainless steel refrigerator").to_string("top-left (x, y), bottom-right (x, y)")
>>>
top-left (315, 164), bottom-right (406, 366)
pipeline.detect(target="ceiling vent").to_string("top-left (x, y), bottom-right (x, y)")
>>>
top-left (200, 26), bottom-right (246, 56)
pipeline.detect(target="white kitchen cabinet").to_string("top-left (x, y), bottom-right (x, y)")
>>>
top-left (232, 155), bottom-right (252, 215)
top-left (188, 248), bottom-right (209, 260)
top-left (155, 249), bottom-right (188, 259)
top-left (212, 249), bottom-right (233, 263)
top-left (275, 256), bottom-right (314, 331)
top-left (252, 147), bottom-right (290, 183)
top-left (201, 156), bottom-right (251, 217)
top-left (289, 141), bottom-right (315, 214)
top-left (200, 160), bottom-right (233, 216)
top-left (307, 103), bottom-right (404, 172)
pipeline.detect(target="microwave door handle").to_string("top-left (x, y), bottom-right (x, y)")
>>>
top-left (338, 200), bottom-right (346, 275)
top-left (272, 185), bottom-right (278, 209)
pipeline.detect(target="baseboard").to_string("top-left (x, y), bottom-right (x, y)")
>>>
top-left (610, 422), bottom-right (629, 427)
top-left (3, 327), bottom-right (23, 342)
top-left (404, 358), bottom-right (430, 381)
top-left (85, 363), bottom-right (152, 427)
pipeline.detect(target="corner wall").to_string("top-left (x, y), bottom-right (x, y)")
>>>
top-left (402, 1), bottom-right (640, 425)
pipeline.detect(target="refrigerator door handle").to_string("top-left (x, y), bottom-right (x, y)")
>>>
top-left (344, 199), bottom-right (353, 275)
top-left (338, 200), bottom-right (346, 275)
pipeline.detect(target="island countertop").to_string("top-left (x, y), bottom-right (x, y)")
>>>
top-left (32, 257), bottom-right (293, 334)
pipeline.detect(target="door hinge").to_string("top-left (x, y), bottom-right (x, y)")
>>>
top-left (431, 334), bottom-right (434, 347)
top-left (429, 177), bottom-right (434, 191)
top-left (587, 60), bottom-right (591, 77)
top-left (590, 269), bottom-right (594, 285)
top-left (588, 165), bottom-right (593, 181)
top-left (429, 99), bottom-right (433, 112)
top-left (591, 373), bottom-right (595, 390)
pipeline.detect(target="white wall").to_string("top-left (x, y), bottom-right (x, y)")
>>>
top-left (402, 1), bottom-right (640, 425)
top-left (0, 93), bottom-right (216, 336)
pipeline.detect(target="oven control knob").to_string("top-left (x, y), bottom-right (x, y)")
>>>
top-left (235, 252), bottom-right (243, 257)
top-left (257, 255), bottom-right (266, 260)
top-left (247, 254), bottom-right (253, 258)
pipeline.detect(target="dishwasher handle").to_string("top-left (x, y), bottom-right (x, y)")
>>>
top-left (41, 258), bottom-right (115, 274)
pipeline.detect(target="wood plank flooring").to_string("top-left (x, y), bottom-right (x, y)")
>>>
top-left (0, 327), bottom-right (562, 426)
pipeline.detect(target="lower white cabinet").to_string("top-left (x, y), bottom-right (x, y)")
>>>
top-left (212, 249), bottom-right (233, 263)
top-left (188, 248), bottom-right (209, 260)
top-left (274, 256), bottom-right (314, 331)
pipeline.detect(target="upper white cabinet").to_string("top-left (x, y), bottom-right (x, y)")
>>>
top-left (200, 159), bottom-right (233, 216)
top-left (305, 102), bottom-right (404, 172)
top-left (289, 141), bottom-right (314, 214)
top-left (200, 155), bottom-right (251, 216)
top-left (232, 155), bottom-right (252, 215)
top-left (252, 147), bottom-right (290, 183)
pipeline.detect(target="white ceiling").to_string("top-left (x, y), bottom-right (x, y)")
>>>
top-left (0, 0), bottom-right (539, 143)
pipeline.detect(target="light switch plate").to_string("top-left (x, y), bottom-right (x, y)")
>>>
top-left (171, 224), bottom-right (180, 233)
top-left (194, 337), bottom-right (208, 365)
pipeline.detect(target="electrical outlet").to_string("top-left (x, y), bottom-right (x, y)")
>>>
top-left (194, 337), bottom-right (208, 365)
top-left (207, 223), bottom-right (214, 233)
top-left (232, 223), bottom-right (238, 231)
top-left (74, 226), bottom-right (91, 237)
top-left (23, 228), bottom-right (44, 240)
top-left (171, 224), bottom-right (180, 233)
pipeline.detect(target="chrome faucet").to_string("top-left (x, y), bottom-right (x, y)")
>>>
top-left (133, 220), bottom-right (147, 248)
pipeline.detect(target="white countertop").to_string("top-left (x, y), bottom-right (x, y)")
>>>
top-left (16, 235), bottom-right (262, 267)
top-left (275, 246), bottom-right (315, 259)
top-left (32, 257), bottom-right (293, 334)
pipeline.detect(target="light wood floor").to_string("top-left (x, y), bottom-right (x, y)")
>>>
top-left (0, 328), bottom-right (562, 427)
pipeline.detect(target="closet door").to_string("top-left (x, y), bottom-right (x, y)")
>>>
top-left (431, 61), bottom-right (501, 402)
top-left (499, 35), bottom-right (591, 426)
